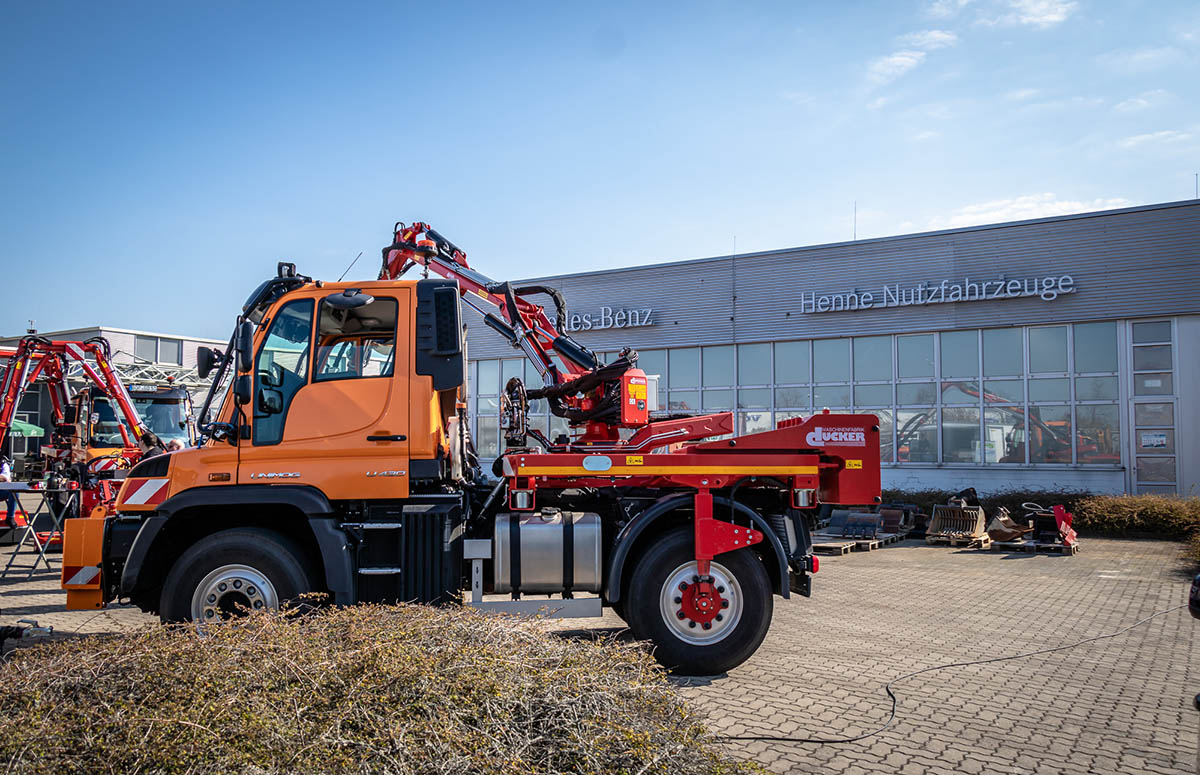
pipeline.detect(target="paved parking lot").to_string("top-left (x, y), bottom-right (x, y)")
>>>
top-left (2, 521), bottom-right (1195, 774)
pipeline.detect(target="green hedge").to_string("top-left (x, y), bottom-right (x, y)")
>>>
top-left (882, 489), bottom-right (1200, 541)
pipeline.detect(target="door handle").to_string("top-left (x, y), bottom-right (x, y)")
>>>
top-left (366, 434), bottom-right (407, 442)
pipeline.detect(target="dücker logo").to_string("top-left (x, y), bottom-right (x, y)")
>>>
top-left (805, 427), bottom-right (867, 447)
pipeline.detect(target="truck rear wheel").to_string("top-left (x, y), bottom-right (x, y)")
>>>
top-left (625, 526), bottom-right (772, 675)
top-left (159, 528), bottom-right (316, 625)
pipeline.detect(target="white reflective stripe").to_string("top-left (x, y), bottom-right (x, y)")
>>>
top-left (66, 343), bottom-right (85, 359)
top-left (66, 566), bottom-right (100, 586)
top-left (125, 479), bottom-right (168, 505)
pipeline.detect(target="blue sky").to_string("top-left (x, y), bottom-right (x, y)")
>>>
top-left (1, 0), bottom-right (1196, 340)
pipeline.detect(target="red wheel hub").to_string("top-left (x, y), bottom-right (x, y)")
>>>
top-left (679, 579), bottom-right (725, 625)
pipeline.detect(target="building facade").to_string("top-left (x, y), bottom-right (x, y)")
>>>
top-left (464, 200), bottom-right (1200, 496)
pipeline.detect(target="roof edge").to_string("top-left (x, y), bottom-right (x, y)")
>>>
top-left (517, 198), bottom-right (1200, 284)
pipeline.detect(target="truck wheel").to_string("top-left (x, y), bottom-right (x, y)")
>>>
top-left (625, 526), bottom-right (772, 675)
top-left (159, 528), bottom-right (315, 625)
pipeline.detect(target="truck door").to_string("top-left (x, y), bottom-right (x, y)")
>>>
top-left (238, 290), bottom-right (411, 500)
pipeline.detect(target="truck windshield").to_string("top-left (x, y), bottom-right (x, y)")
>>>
top-left (133, 397), bottom-right (190, 443)
top-left (89, 399), bottom-right (127, 447)
top-left (90, 396), bottom-right (191, 446)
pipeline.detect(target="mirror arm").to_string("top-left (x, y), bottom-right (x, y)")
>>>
top-left (197, 329), bottom-right (238, 441)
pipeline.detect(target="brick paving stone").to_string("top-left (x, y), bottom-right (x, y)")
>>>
top-left (2, 533), bottom-right (1196, 774)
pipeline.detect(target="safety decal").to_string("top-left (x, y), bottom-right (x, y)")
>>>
top-left (625, 455), bottom-right (644, 466)
top-left (63, 565), bottom-right (101, 587)
top-left (846, 459), bottom-right (863, 469)
top-left (122, 478), bottom-right (170, 506)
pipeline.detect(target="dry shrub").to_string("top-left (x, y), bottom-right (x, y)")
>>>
top-left (0, 605), bottom-right (759, 775)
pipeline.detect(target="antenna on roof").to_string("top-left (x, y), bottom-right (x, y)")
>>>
top-left (338, 251), bottom-right (364, 282)
top-left (26, 320), bottom-right (35, 335)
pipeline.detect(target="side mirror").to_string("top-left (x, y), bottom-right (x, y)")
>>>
top-left (261, 362), bottom-right (285, 388)
top-left (233, 374), bottom-right (252, 406)
top-left (197, 347), bottom-right (223, 379)
top-left (236, 321), bottom-right (254, 373)
top-left (257, 388), bottom-right (283, 415)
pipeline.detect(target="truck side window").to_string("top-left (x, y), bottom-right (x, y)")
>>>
top-left (314, 298), bottom-right (398, 382)
top-left (253, 299), bottom-right (313, 446)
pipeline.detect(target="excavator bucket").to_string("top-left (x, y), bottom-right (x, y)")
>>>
top-left (986, 507), bottom-right (1034, 542)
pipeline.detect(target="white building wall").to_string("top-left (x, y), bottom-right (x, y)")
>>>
top-left (1175, 314), bottom-right (1200, 497)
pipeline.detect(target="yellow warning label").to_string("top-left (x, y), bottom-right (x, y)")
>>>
top-left (846, 459), bottom-right (863, 469)
top-left (628, 383), bottom-right (647, 400)
top-left (625, 455), bottom-right (644, 466)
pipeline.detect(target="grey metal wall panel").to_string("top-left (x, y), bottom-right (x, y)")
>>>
top-left (466, 200), bottom-right (1200, 357)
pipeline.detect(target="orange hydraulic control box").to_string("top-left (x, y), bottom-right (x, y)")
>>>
top-left (620, 368), bottom-right (649, 426)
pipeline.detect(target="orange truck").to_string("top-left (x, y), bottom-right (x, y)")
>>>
top-left (64, 224), bottom-right (881, 674)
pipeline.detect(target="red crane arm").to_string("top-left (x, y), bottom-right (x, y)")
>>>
top-left (379, 222), bottom-right (593, 387)
top-left (0, 337), bottom-right (148, 453)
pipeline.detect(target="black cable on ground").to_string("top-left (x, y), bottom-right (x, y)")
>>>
top-left (720, 602), bottom-right (1186, 745)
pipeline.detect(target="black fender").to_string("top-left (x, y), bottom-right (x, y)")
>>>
top-left (605, 493), bottom-right (791, 603)
top-left (119, 485), bottom-right (354, 605)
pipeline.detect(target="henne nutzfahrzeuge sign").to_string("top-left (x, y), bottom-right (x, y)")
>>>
top-left (800, 274), bottom-right (1076, 314)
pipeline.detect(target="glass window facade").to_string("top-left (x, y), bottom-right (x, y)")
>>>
top-left (466, 321), bottom-right (1125, 468)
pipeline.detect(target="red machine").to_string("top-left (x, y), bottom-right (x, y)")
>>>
top-left (0, 336), bottom-right (150, 516)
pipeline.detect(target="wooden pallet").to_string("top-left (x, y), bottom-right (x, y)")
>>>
top-left (991, 540), bottom-right (1080, 556)
top-left (878, 532), bottom-right (907, 546)
top-left (926, 534), bottom-right (992, 549)
top-left (812, 541), bottom-right (854, 556)
top-left (813, 532), bottom-right (882, 550)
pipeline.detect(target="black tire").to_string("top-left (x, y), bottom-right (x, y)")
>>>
top-left (625, 526), bottom-right (773, 675)
top-left (159, 527), bottom-right (315, 624)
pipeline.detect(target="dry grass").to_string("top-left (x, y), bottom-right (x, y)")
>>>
top-left (0, 605), bottom-right (760, 775)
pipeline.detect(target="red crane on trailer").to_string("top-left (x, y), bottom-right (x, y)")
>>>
top-left (380, 223), bottom-right (882, 626)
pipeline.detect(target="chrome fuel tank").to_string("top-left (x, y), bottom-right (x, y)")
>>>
top-left (493, 509), bottom-right (601, 594)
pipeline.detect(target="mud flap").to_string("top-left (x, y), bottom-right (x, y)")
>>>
top-left (62, 518), bottom-right (106, 610)
top-left (789, 570), bottom-right (812, 598)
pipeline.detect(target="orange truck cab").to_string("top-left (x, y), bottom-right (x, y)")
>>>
top-left (66, 255), bottom-right (879, 675)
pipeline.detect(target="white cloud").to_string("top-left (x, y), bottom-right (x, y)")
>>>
top-left (867, 96), bottom-right (892, 110)
top-left (912, 130), bottom-right (941, 141)
top-left (926, 0), bottom-right (971, 18)
top-left (1118, 130), bottom-right (1192, 149)
top-left (867, 50), bottom-right (927, 85)
top-left (1007, 0), bottom-right (1077, 27)
top-left (781, 90), bottom-right (815, 106)
top-left (898, 30), bottom-right (959, 50)
top-left (977, 0), bottom-right (1077, 28)
top-left (1113, 89), bottom-right (1170, 113)
top-left (929, 193), bottom-right (1132, 229)
top-left (1005, 88), bottom-right (1039, 101)
top-left (1099, 46), bottom-right (1187, 74)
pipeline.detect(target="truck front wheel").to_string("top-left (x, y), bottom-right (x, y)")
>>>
top-left (625, 526), bottom-right (773, 675)
top-left (159, 528), bottom-right (316, 625)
